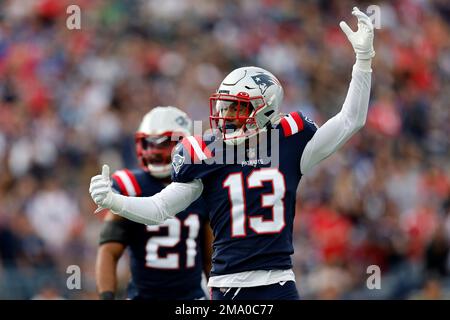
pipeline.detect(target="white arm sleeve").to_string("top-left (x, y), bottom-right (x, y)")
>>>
top-left (109, 179), bottom-right (204, 225)
top-left (300, 60), bottom-right (372, 174)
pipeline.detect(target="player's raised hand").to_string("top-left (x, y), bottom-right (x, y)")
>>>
top-left (339, 7), bottom-right (375, 60)
top-left (90, 164), bottom-right (114, 212)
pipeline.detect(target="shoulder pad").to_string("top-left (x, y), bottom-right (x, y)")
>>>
top-left (111, 169), bottom-right (142, 196)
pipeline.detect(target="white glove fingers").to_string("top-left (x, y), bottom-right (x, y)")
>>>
top-left (92, 180), bottom-right (110, 187)
top-left (91, 184), bottom-right (110, 192)
top-left (352, 10), bottom-right (373, 30)
top-left (94, 196), bottom-right (106, 205)
top-left (89, 181), bottom-right (110, 193)
top-left (91, 188), bottom-right (111, 199)
top-left (340, 6), bottom-right (375, 64)
top-left (90, 183), bottom-right (110, 194)
top-left (89, 164), bottom-right (114, 210)
top-left (358, 18), bottom-right (373, 31)
top-left (352, 6), bottom-right (362, 15)
top-left (353, 11), bottom-right (369, 23)
top-left (91, 176), bottom-right (111, 186)
top-left (339, 21), bottom-right (353, 38)
top-left (90, 175), bottom-right (103, 183)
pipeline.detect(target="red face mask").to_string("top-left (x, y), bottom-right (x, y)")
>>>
top-left (135, 132), bottom-right (180, 171)
top-left (209, 92), bottom-right (265, 140)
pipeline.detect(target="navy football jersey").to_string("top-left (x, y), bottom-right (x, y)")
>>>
top-left (172, 111), bottom-right (317, 277)
top-left (109, 168), bottom-right (208, 299)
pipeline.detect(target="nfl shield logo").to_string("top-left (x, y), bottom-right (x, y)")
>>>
top-left (247, 147), bottom-right (256, 159)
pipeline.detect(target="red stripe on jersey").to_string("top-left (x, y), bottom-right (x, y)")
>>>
top-left (111, 174), bottom-right (129, 196)
top-left (181, 137), bottom-right (199, 163)
top-left (290, 112), bottom-right (304, 132)
top-left (280, 117), bottom-right (292, 137)
top-left (194, 135), bottom-right (212, 158)
top-left (124, 169), bottom-right (141, 196)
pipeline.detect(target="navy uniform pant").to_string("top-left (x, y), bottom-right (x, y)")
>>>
top-left (211, 281), bottom-right (299, 300)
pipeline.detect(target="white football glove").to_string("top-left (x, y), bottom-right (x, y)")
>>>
top-left (340, 7), bottom-right (375, 60)
top-left (89, 164), bottom-right (115, 212)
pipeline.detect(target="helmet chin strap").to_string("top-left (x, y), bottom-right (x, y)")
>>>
top-left (218, 101), bottom-right (270, 145)
top-left (224, 126), bottom-right (246, 145)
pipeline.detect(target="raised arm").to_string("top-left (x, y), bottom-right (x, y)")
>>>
top-left (300, 7), bottom-right (375, 175)
top-left (89, 165), bottom-right (203, 225)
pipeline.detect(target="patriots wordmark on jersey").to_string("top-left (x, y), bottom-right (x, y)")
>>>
top-left (172, 111), bottom-right (317, 277)
top-left (175, 129), bottom-right (281, 167)
top-left (101, 168), bottom-right (209, 300)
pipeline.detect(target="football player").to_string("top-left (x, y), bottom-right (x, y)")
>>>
top-left (90, 7), bottom-right (375, 300)
top-left (95, 106), bottom-right (213, 300)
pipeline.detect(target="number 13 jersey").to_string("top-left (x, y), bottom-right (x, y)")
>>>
top-left (172, 111), bottom-right (317, 277)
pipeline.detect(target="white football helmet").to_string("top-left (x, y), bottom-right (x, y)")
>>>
top-left (209, 66), bottom-right (284, 145)
top-left (135, 106), bottom-right (192, 178)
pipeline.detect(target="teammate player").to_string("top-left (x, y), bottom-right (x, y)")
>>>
top-left (90, 7), bottom-right (375, 300)
top-left (95, 106), bottom-right (213, 300)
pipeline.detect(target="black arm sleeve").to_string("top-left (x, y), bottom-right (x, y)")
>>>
top-left (98, 219), bottom-right (132, 246)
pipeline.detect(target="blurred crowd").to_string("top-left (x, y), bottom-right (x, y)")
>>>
top-left (0, 0), bottom-right (449, 299)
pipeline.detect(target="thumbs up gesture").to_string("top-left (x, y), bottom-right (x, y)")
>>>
top-left (89, 164), bottom-right (114, 211)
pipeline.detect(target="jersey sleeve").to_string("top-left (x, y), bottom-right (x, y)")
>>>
top-left (279, 111), bottom-right (318, 158)
top-left (111, 169), bottom-right (142, 196)
top-left (111, 177), bottom-right (122, 194)
top-left (171, 136), bottom-right (213, 183)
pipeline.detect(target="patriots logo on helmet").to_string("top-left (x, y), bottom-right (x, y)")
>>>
top-left (251, 73), bottom-right (276, 95)
top-left (175, 115), bottom-right (188, 128)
